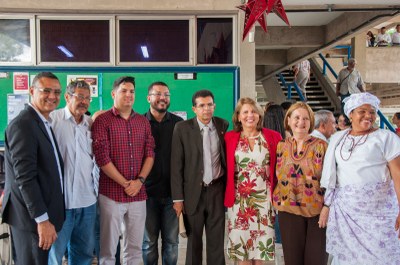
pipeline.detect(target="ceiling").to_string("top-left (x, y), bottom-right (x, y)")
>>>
top-left (265, 0), bottom-right (400, 26)
top-left (255, 1), bottom-right (400, 81)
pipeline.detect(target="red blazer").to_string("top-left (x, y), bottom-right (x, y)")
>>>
top-left (224, 128), bottom-right (282, 207)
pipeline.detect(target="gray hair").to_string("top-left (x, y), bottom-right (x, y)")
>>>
top-left (66, 80), bottom-right (91, 95)
top-left (314, 110), bottom-right (334, 129)
top-left (348, 58), bottom-right (357, 65)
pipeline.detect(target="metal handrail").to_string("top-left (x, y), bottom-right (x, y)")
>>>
top-left (319, 53), bottom-right (338, 79)
top-left (317, 53), bottom-right (395, 132)
top-left (378, 111), bottom-right (396, 132)
top-left (278, 73), bottom-right (306, 102)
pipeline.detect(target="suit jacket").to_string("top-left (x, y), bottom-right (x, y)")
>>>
top-left (171, 116), bottom-right (229, 215)
top-left (2, 105), bottom-right (65, 232)
top-left (223, 128), bottom-right (282, 207)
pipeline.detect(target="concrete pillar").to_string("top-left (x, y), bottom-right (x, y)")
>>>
top-left (351, 34), bottom-right (367, 81)
top-left (238, 12), bottom-right (256, 99)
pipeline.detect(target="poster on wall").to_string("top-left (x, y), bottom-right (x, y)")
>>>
top-left (13, 72), bottom-right (29, 94)
top-left (67, 75), bottom-right (99, 97)
top-left (172, 111), bottom-right (187, 120)
top-left (7, 94), bottom-right (30, 124)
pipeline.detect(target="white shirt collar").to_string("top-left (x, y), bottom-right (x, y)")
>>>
top-left (197, 118), bottom-right (215, 131)
top-left (63, 106), bottom-right (89, 126)
top-left (311, 129), bottom-right (328, 143)
top-left (29, 103), bottom-right (52, 124)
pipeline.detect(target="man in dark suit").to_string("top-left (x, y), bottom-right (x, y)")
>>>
top-left (171, 89), bottom-right (228, 265)
top-left (2, 72), bottom-right (65, 265)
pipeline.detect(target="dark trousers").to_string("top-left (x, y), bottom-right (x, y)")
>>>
top-left (10, 226), bottom-right (49, 265)
top-left (278, 211), bottom-right (328, 265)
top-left (185, 180), bottom-right (225, 265)
top-left (340, 93), bottom-right (350, 114)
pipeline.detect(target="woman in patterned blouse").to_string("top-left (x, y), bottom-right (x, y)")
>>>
top-left (272, 102), bottom-right (328, 265)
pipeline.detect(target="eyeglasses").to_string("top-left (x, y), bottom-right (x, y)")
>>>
top-left (36, 87), bottom-right (62, 96)
top-left (149, 92), bottom-right (171, 98)
top-left (69, 93), bottom-right (92, 102)
top-left (195, 103), bottom-right (215, 110)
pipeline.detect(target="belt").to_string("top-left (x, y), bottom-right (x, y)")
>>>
top-left (202, 177), bottom-right (222, 187)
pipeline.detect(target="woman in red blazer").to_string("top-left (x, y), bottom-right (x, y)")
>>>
top-left (224, 97), bottom-right (282, 264)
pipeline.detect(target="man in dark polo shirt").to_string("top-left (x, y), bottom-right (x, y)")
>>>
top-left (142, 81), bottom-right (183, 265)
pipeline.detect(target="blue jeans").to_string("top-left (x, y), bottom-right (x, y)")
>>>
top-left (142, 197), bottom-right (179, 265)
top-left (274, 215), bottom-right (282, 244)
top-left (48, 203), bottom-right (97, 265)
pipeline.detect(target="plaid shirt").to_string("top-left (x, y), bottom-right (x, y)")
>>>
top-left (92, 107), bottom-right (155, 202)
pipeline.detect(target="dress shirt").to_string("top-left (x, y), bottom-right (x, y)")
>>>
top-left (297, 60), bottom-right (310, 73)
top-left (376, 33), bottom-right (391, 45)
top-left (144, 111), bottom-right (183, 198)
top-left (92, 107), bottom-right (155, 202)
top-left (29, 104), bottom-right (63, 223)
top-left (197, 119), bottom-right (223, 180)
top-left (50, 107), bottom-right (97, 209)
top-left (392, 32), bottom-right (400, 44)
top-left (310, 129), bottom-right (328, 143)
top-left (337, 68), bottom-right (364, 95)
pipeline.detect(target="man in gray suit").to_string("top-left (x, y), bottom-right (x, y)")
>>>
top-left (2, 72), bottom-right (65, 265)
top-left (171, 89), bottom-right (228, 265)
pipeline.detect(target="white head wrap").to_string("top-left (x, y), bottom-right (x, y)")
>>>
top-left (343, 92), bottom-right (380, 118)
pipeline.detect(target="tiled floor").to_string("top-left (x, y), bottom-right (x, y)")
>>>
top-left (86, 213), bottom-right (284, 265)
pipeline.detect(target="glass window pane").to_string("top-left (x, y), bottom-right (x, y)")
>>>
top-left (119, 20), bottom-right (189, 62)
top-left (40, 20), bottom-right (110, 62)
top-left (0, 19), bottom-right (31, 63)
top-left (197, 18), bottom-right (233, 64)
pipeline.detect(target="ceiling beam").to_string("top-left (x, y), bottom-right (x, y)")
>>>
top-left (255, 49), bottom-right (287, 65)
top-left (255, 26), bottom-right (325, 48)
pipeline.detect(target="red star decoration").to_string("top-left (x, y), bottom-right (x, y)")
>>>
top-left (267, 0), bottom-right (290, 26)
top-left (238, 0), bottom-right (290, 41)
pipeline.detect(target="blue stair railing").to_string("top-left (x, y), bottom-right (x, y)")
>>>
top-left (278, 73), bottom-right (306, 102)
top-left (317, 53), bottom-right (395, 132)
top-left (378, 111), bottom-right (396, 132)
top-left (319, 54), bottom-right (338, 79)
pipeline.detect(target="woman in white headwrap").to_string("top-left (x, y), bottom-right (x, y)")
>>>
top-left (318, 92), bottom-right (400, 265)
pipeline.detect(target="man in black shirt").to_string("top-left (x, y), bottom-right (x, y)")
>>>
top-left (142, 81), bottom-right (183, 265)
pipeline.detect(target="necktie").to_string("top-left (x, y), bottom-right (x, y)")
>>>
top-left (203, 126), bottom-right (213, 184)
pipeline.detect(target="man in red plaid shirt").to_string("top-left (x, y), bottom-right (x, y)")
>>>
top-left (92, 76), bottom-right (155, 265)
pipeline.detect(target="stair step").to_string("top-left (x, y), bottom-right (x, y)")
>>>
top-left (275, 69), bottom-right (335, 112)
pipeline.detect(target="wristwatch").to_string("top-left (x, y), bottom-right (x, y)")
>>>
top-left (138, 176), bottom-right (146, 184)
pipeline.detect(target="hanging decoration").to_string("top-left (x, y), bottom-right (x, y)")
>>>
top-left (237, 0), bottom-right (290, 40)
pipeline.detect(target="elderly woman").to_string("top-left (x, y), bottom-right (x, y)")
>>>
top-left (224, 97), bottom-right (282, 264)
top-left (272, 102), bottom-right (328, 265)
top-left (319, 93), bottom-right (400, 265)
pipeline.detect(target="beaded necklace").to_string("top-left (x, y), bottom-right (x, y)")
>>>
top-left (339, 129), bottom-right (372, 161)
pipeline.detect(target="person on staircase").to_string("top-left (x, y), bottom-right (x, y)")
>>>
top-left (336, 58), bottom-right (366, 114)
top-left (293, 60), bottom-right (311, 101)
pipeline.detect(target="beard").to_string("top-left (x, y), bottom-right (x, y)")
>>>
top-left (151, 101), bottom-right (170, 113)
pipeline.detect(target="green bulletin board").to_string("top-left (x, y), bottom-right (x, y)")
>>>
top-left (0, 67), bottom-right (239, 142)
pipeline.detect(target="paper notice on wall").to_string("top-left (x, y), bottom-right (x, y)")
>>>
top-left (172, 111), bottom-right (187, 120)
top-left (8, 94), bottom-right (30, 124)
top-left (13, 72), bottom-right (29, 94)
top-left (67, 75), bottom-right (99, 97)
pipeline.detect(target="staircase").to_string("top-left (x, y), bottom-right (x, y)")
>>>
top-left (277, 70), bottom-right (335, 112)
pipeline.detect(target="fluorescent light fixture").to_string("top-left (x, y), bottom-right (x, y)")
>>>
top-left (141, 46), bottom-right (149, 58)
top-left (57, 45), bottom-right (74, 58)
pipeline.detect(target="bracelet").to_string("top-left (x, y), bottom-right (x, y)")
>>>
top-left (323, 204), bottom-right (330, 208)
top-left (138, 176), bottom-right (146, 184)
